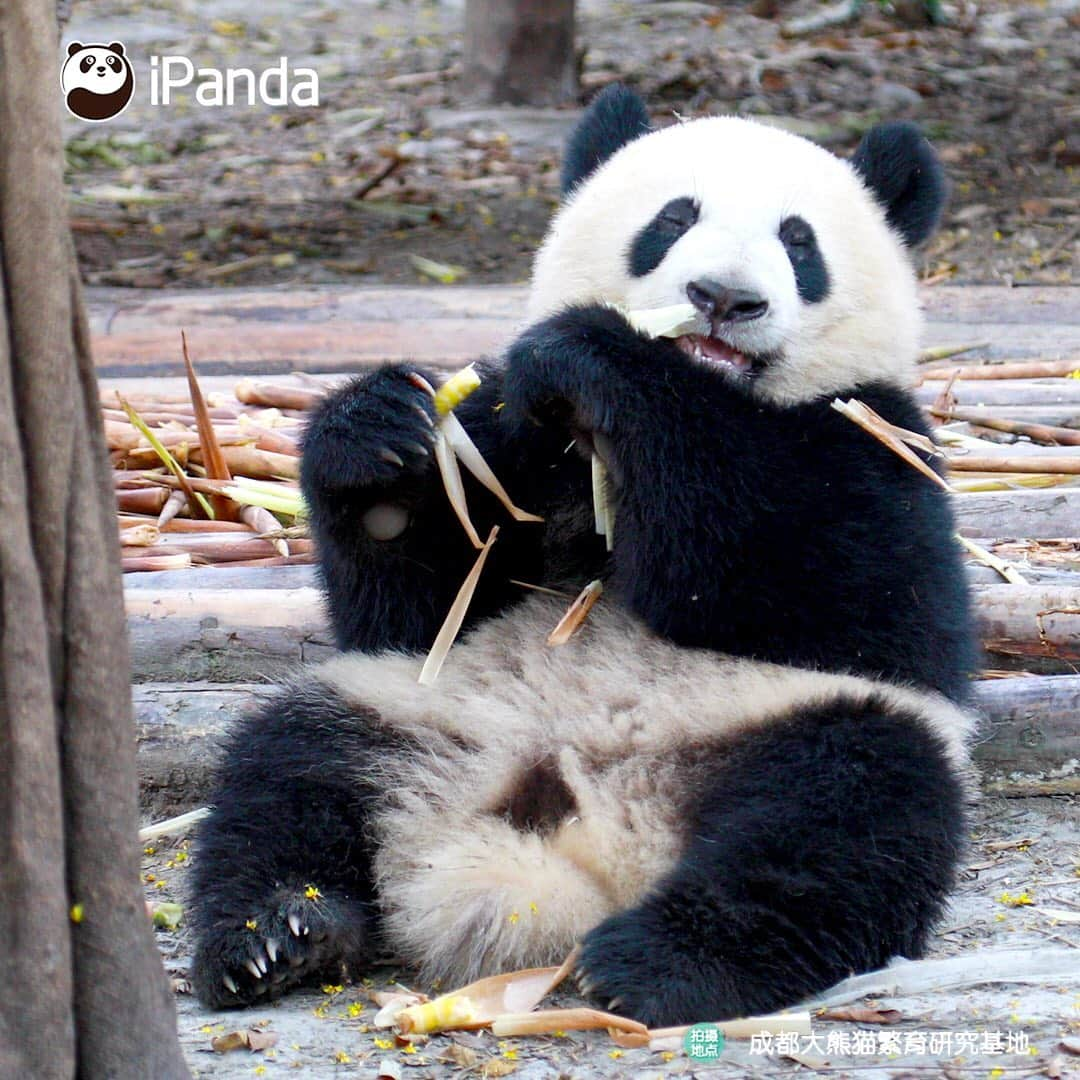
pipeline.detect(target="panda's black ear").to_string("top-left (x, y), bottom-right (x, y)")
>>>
top-left (852, 122), bottom-right (947, 247)
top-left (561, 84), bottom-right (651, 197)
top-left (67, 41), bottom-right (83, 56)
top-left (107, 41), bottom-right (125, 55)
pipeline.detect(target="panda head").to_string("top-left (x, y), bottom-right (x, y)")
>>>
top-left (62, 42), bottom-right (134, 122)
top-left (528, 85), bottom-right (947, 405)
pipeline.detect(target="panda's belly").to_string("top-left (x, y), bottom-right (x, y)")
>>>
top-left (314, 593), bottom-right (973, 982)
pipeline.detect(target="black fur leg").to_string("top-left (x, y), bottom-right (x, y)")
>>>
top-left (189, 683), bottom-right (409, 1009)
top-left (191, 884), bottom-right (372, 1008)
top-left (576, 696), bottom-right (968, 1026)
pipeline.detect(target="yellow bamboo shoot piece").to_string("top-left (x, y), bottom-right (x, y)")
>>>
top-left (396, 951), bottom-right (577, 1035)
top-left (434, 364), bottom-right (482, 416)
top-left (397, 995), bottom-right (479, 1034)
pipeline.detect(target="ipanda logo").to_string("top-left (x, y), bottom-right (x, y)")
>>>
top-left (62, 40), bottom-right (319, 121)
top-left (149, 56), bottom-right (319, 108)
top-left (62, 41), bottom-right (135, 122)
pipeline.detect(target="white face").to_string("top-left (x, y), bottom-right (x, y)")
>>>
top-left (63, 48), bottom-right (128, 95)
top-left (528, 117), bottom-right (923, 405)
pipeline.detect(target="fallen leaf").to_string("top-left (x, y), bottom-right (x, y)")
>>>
top-left (437, 1044), bottom-right (478, 1067)
top-left (210, 1029), bottom-right (279, 1053)
top-left (480, 1061), bottom-right (517, 1078)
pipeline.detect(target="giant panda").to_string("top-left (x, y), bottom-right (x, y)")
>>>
top-left (189, 85), bottom-right (977, 1026)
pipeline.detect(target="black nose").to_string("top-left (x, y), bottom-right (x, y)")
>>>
top-left (686, 280), bottom-right (769, 323)
top-left (96, 66), bottom-right (106, 74)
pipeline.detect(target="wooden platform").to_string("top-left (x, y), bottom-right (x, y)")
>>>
top-left (90, 283), bottom-right (1080, 384)
top-left (93, 284), bottom-right (1080, 813)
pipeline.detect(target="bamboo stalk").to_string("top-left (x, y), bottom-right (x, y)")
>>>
top-left (932, 409), bottom-right (1080, 446)
top-left (214, 553), bottom-right (315, 568)
top-left (949, 454), bottom-right (1080, 475)
top-left (118, 514), bottom-right (250, 533)
top-left (156, 488), bottom-right (187, 529)
top-left (234, 380), bottom-right (323, 411)
top-left (116, 487), bottom-right (168, 515)
top-left (920, 358), bottom-right (1080, 380)
top-left (240, 505), bottom-right (288, 557)
top-left (235, 420), bottom-right (300, 456)
top-left (190, 445), bottom-right (299, 481)
top-left (182, 330), bottom-right (233, 520)
top-left (121, 553), bottom-right (193, 572)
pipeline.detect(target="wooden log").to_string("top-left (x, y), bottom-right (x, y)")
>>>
top-left (122, 575), bottom-right (1080, 685)
top-left (931, 411), bottom-right (1080, 446)
top-left (919, 359), bottom-right (1080, 381)
top-left (124, 564), bottom-right (318, 590)
top-left (126, 587), bottom-right (334, 682)
top-left (930, 405), bottom-right (1080, 426)
top-left (134, 682), bottom-right (270, 819)
top-left (975, 675), bottom-right (1080, 796)
top-left (131, 674), bottom-right (1080, 815)
top-left (954, 491), bottom-right (1080, 539)
top-left (950, 455), bottom-right (1080, 475)
top-left (916, 379), bottom-right (1080, 407)
top-left (975, 584), bottom-right (1080, 669)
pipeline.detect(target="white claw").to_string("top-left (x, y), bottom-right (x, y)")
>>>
top-left (254, 952), bottom-right (268, 975)
top-left (245, 959), bottom-right (263, 979)
top-left (288, 913), bottom-right (302, 937)
top-left (266, 938), bottom-right (279, 964)
top-left (608, 997), bottom-right (622, 1012)
top-left (223, 974), bottom-right (239, 995)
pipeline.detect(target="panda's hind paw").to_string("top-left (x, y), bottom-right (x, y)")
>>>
top-left (191, 887), bottom-right (372, 1009)
top-left (576, 903), bottom-right (738, 1028)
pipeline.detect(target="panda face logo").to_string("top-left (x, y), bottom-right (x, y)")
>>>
top-left (62, 41), bottom-right (134, 122)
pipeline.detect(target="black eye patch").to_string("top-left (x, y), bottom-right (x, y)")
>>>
top-left (80, 54), bottom-right (95, 72)
top-left (628, 197), bottom-right (699, 278)
top-left (779, 215), bottom-right (830, 303)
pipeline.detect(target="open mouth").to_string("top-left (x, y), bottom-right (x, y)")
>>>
top-left (675, 334), bottom-right (764, 376)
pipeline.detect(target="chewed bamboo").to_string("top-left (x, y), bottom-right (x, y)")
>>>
top-left (418, 527), bottom-right (499, 685)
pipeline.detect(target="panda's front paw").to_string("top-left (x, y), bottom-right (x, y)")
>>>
top-left (502, 305), bottom-right (650, 437)
top-left (301, 365), bottom-right (439, 498)
top-left (577, 902), bottom-right (738, 1027)
top-left (191, 886), bottom-right (372, 1009)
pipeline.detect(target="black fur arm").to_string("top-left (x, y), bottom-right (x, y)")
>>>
top-left (502, 305), bottom-right (974, 699)
top-left (301, 364), bottom-right (547, 653)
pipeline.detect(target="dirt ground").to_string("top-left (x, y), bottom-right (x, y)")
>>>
top-left (66, 0), bottom-right (1077, 292)
top-left (144, 796), bottom-right (1080, 1078)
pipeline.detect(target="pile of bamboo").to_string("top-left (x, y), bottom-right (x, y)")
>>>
top-left (108, 354), bottom-right (323, 572)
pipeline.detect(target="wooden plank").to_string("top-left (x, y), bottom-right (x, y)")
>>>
top-left (87, 284), bottom-right (1080, 379)
top-left (131, 675), bottom-right (1080, 815)
top-left (954, 491), bottom-right (1080, 540)
top-left (914, 379), bottom-right (1080, 408)
top-left (126, 588), bottom-right (334, 682)
top-left (975, 676), bottom-right (1080, 794)
top-left (124, 580), bottom-right (1080, 680)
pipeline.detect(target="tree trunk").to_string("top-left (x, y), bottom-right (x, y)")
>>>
top-left (0, 2), bottom-right (189, 1077)
top-left (463, 0), bottom-right (577, 106)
